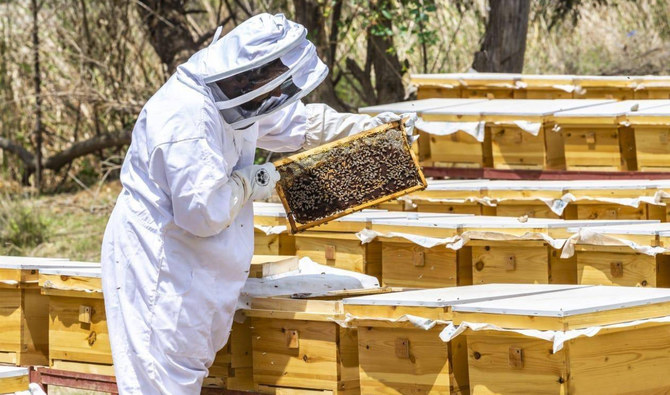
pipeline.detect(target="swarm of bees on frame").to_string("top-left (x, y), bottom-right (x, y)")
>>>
top-left (277, 128), bottom-right (423, 224)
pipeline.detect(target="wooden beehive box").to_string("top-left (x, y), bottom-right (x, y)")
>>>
top-left (624, 102), bottom-right (670, 172)
top-left (482, 99), bottom-right (610, 170)
top-left (253, 202), bottom-right (296, 256)
top-left (573, 75), bottom-right (636, 100)
top-left (515, 74), bottom-right (577, 99)
top-left (571, 223), bottom-right (670, 288)
top-left (410, 74), bottom-right (465, 99)
top-left (481, 180), bottom-right (569, 219)
top-left (402, 179), bottom-right (491, 216)
top-left (452, 286), bottom-right (670, 394)
top-left (465, 219), bottom-right (656, 286)
top-left (553, 100), bottom-right (670, 171)
top-left (275, 122), bottom-right (427, 234)
top-left (633, 77), bottom-right (670, 99)
top-left (0, 366), bottom-right (29, 393)
top-left (39, 265), bottom-right (112, 375)
top-left (0, 256), bottom-right (79, 366)
top-left (422, 99), bottom-right (609, 171)
top-left (455, 73), bottom-right (519, 99)
top-left (343, 284), bottom-right (583, 395)
top-left (563, 179), bottom-right (666, 221)
top-left (246, 288), bottom-right (395, 394)
top-left (366, 214), bottom-right (481, 288)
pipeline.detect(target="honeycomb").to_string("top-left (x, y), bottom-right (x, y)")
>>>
top-left (277, 128), bottom-right (424, 224)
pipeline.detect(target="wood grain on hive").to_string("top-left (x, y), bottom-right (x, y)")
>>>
top-left (39, 265), bottom-right (113, 375)
top-left (0, 256), bottom-right (94, 367)
top-left (275, 122), bottom-right (426, 234)
top-left (569, 223), bottom-right (670, 288)
top-left (624, 103), bottom-right (670, 172)
top-left (400, 179), bottom-right (668, 221)
top-left (633, 76), bottom-right (670, 99)
top-left (572, 75), bottom-right (637, 100)
top-left (342, 284), bottom-right (582, 395)
top-left (367, 214), bottom-right (657, 287)
top-left (553, 100), bottom-right (670, 171)
top-left (453, 286), bottom-right (670, 394)
top-left (515, 75), bottom-right (576, 99)
top-left (246, 289), bottom-right (395, 394)
top-left (422, 99), bottom-right (612, 170)
top-left (253, 202), bottom-right (296, 256)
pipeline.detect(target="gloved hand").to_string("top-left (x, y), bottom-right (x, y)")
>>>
top-left (372, 112), bottom-right (418, 140)
top-left (231, 163), bottom-right (281, 202)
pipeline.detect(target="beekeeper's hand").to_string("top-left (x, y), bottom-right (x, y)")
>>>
top-left (372, 112), bottom-right (418, 139)
top-left (231, 163), bottom-right (280, 202)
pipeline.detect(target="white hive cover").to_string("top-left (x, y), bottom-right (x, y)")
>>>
top-left (452, 285), bottom-right (670, 317)
top-left (554, 100), bottom-right (670, 117)
top-left (39, 265), bottom-right (102, 278)
top-left (358, 98), bottom-right (485, 115)
top-left (0, 365), bottom-right (29, 378)
top-left (342, 283), bottom-right (586, 307)
top-left (422, 99), bottom-right (613, 117)
top-left (0, 257), bottom-right (99, 270)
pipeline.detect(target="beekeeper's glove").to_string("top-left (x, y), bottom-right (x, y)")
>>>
top-left (231, 163), bottom-right (280, 202)
top-left (372, 112), bottom-right (418, 141)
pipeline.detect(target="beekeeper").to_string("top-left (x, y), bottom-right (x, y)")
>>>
top-left (101, 13), bottom-right (415, 394)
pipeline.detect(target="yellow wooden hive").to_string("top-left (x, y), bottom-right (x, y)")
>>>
top-left (402, 179), bottom-right (669, 221)
top-left (421, 99), bottom-right (613, 170)
top-left (253, 202), bottom-right (296, 256)
top-left (0, 256), bottom-right (95, 366)
top-left (342, 284), bottom-right (582, 394)
top-left (0, 366), bottom-right (29, 393)
top-left (624, 103), bottom-right (670, 172)
top-left (246, 289), bottom-right (396, 394)
top-left (451, 285), bottom-right (670, 394)
top-left (568, 222), bottom-right (670, 288)
top-left (365, 215), bottom-right (657, 288)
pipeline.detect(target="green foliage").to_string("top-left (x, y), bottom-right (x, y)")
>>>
top-left (0, 197), bottom-right (50, 255)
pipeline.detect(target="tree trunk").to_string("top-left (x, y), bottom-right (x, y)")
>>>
top-left (292, 0), bottom-right (347, 111)
top-left (472, 0), bottom-right (530, 73)
top-left (368, 5), bottom-right (406, 104)
top-left (31, 0), bottom-right (42, 191)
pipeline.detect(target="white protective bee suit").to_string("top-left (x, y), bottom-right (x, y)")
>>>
top-left (101, 13), bottom-right (411, 394)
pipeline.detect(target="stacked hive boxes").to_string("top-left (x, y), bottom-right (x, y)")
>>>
top-left (362, 97), bottom-right (670, 172)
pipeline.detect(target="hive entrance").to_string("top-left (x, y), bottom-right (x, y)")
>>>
top-left (275, 122), bottom-right (426, 233)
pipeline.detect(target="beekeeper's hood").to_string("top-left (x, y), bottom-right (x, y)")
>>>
top-left (179, 13), bottom-right (328, 130)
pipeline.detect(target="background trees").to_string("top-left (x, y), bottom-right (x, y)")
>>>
top-left (1, 0), bottom-right (669, 192)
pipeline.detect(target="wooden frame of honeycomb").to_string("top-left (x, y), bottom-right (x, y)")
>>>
top-left (274, 121), bottom-right (427, 233)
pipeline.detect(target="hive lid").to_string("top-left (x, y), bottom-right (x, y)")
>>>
top-left (0, 256), bottom-right (98, 270)
top-left (343, 284), bottom-right (585, 307)
top-left (410, 73), bottom-right (520, 83)
top-left (358, 98), bottom-right (485, 115)
top-left (0, 366), bottom-right (29, 378)
top-left (422, 99), bottom-right (613, 117)
top-left (566, 222), bottom-right (670, 235)
top-left (554, 100), bottom-right (670, 117)
top-left (39, 265), bottom-right (102, 278)
top-left (253, 202), bottom-right (287, 217)
top-left (625, 103), bottom-right (670, 118)
top-left (453, 286), bottom-right (670, 317)
top-left (368, 215), bottom-right (557, 229)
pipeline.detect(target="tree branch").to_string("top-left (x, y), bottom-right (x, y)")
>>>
top-left (0, 138), bottom-right (35, 168)
top-left (44, 130), bottom-right (132, 172)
